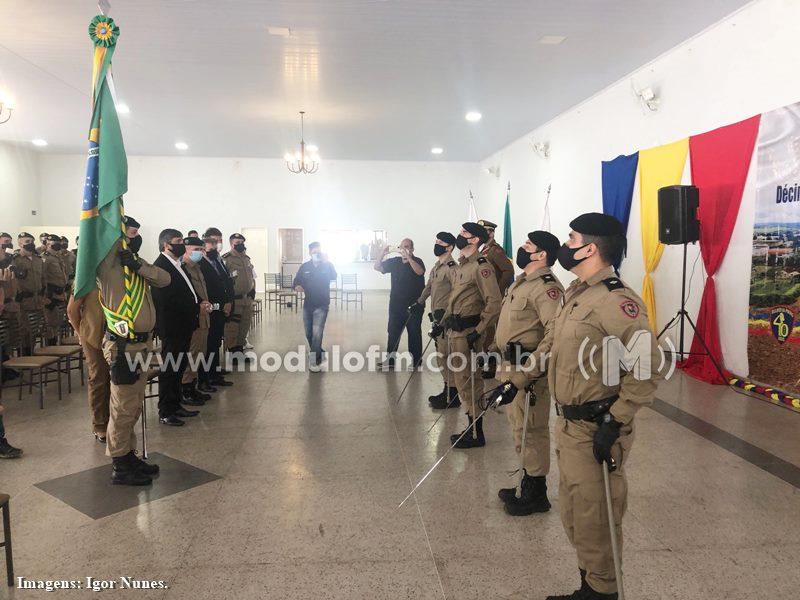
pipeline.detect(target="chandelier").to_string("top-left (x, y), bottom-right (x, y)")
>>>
top-left (284, 111), bottom-right (319, 174)
top-left (0, 99), bottom-right (12, 125)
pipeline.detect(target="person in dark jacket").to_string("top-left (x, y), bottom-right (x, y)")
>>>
top-left (293, 242), bottom-right (337, 371)
top-left (199, 229), bottom-right (234, 388)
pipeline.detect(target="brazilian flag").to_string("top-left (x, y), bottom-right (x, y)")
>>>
top-left (73, 14), bottom-right (127, 300)
top-left (502, 183), bottom-right (512, 258)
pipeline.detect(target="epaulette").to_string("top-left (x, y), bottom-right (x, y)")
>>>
top-left (601, 277), bottom-right (625, 291)
top-left (222, 252), bottom-right (231, 259)
top-left (477, 256), bottom-right (488, 264)
top-left (541, 273), bottom-right (556, 284)
top-left (13, 249), bottom-right (20, 256)
top-left (447, 260), bottom-right (456, 267)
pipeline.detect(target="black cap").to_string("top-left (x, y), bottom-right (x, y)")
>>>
top-left (462, 222), bottom-right (489, 244)
top-left (46, 234), bottom-right (61, 243)
top-left (123, 215), bottom-right (141, 229)
top-left (230, 233), bottom-right (246, 242)
top-left (527, 231), bottom-right (560, 266)
top-left (569, 213), bottom-right (625, 237)
top-left (183, 236), bottom-right (204, 246)
top-left (60, 236), bottom-right (68, 242)
top-left (477, 219), bottom-right (497, 230)
top-left (0, 232), bottom-right (10, 239)
top-left (436, 231), bottom-right (456, 246)
top-left (18, 232), bottom-right (33, 239)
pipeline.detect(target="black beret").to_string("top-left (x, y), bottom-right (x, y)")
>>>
top-left (569, 213), bottom-right (625, 237)
top-left (183, 236), bottom-right (204, 246)
top-left (46, 234), bottom-right (61, 243)
top-left (123, 215), bottom-right (141, 228)
top-left (436, 231), bottom-right (456, 246)
top-left (60, 236), bottom-right (68, 242)
top-left (477, 219), bottom-right (497, 229)
top-left (527, 231), bottom-right (560, 264)
top-left (0, 232), bottom-right (10, 238)
top-left (462, 222), bottom-right (489, 244)
top-left (18, 232), bottom-right (33, 239)
top-left (230, 233), bottom-right (246, 242)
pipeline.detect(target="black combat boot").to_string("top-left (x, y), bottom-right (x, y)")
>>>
top-left (111, 453), bottom-right (152, 486)
top-left (547, 570), bottom-right (618, 600)
top-left (498, 468), bottom-right (528, 503)
top-left (189, 381), bottom-right (211, 402)
top-left (197, 380), bottom-right (217, 393)
top-left (430, 386), bottom-right (460, 410)
top-left (0, 437), bottom-right (23, 459)
top-left (504, 475), bottom-right (550, 515)
top-left (129, 450), bottom-right (160, 476)
top-left (428, 384), bottom-right (447, 404)
top-left (453, 414), bottom-right (485, 448)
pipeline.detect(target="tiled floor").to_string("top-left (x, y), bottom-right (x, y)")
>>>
top-left (1, 291), bottom-right (799, 599)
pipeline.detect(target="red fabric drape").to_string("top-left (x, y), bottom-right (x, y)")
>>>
top-left (680, 115), bottom-right (761, 383)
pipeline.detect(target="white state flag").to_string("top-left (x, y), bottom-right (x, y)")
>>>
top-left (467, 191), bottom-right (478, 221)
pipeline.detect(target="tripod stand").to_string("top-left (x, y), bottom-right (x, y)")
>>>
top-left (656, 242), bottom-right (728, 382)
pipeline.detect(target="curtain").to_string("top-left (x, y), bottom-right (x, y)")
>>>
top-left (602, 152), bottom-right (639, 268)
top-left (639, 138), bottom-right (689, 331)
top-left (680, 115), bottom-right (761, 383)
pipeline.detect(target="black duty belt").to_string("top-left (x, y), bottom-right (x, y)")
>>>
top-left (429, 308), bottom-right (445, 323)
top-left (556, 396), bottom-right (618, 422)
top-left (15, 291), bottom-right (34, 301)
top-left (105, 330), bottom-right (151, 343)
top-left (444, 313), bottom-right (481, 332)
top-left (46, 283), bottom-right (65, 294)
top-left (502, 342), bottom-right (535, 365)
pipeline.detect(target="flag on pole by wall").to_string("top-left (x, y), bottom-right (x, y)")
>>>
top-left (502, 182), bottom-right (512, 258)
top-left (467, 191), bottom-right (478, 221)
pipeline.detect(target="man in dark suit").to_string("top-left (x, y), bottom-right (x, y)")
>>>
top-left (200, 227), bottom-right (234, 387)
top-left (152, 229), bottom-right (201, 426)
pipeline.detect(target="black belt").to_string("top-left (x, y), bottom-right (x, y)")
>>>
top-left (46, 284), bottom-right (65, 294)
top-left (444, 314), bottom-right (481, 332)
top-left (15, 291), bottom-right (34, 301)
top-left (105, 330), bottom-right (151, 343)
top-left (502, 342), bottom-right (534, 365)
top-left (556, 396), bottom-right (618, 422)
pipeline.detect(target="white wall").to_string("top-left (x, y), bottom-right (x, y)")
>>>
top-left (0, 141), bottom-right (41, 231)
top-left (476, 0), bottom-right (800, 377)
top-left (36, 155), bottom-right (478, 289)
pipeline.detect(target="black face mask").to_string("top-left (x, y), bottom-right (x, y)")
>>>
top-left (515, 246), bottom-right (533, 269)
top-left (50, 243), bottom-right (62, 252)
top-left (207, 248), bottom-right (219, 259)
top-left (455, 235), bottom-right (470, 250)
top-left (169, 243), bottom-right (186, 257)
top-left (23, 242), bottom-right (35, 253)
top-left (233, 243), bottom-right (246, 253)
top-left (1, 243), bottom-right (12, 250)
top-left (433, 244), bottom-right (448, 257)
top-left (557, 243), bottom-right (590, 272)
top-left (127, 234), bottom-right (142, 254)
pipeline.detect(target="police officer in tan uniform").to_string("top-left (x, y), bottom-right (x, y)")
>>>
top-left (412, 232), bottom-right (459, 409)
top-left (477, 219), bottom-right (514, 294)
top-left (59, 236), bottom-right (76, 296)
top-left (491, 230), bottom-right (563, 516)
top-left (223, 233), bottom-right (255, 361)
top-left (180, 236), bottom-right (214, 402)
top-left (42, 234), bottom-right (68, 343)
top-left (36, 232), bottom-right (48, 256)
top-left (498, 213), bottom-right (660, 600)
top-left (95, 220), bottom-right (170, 485)
top-left (440, 222), bottom-right (502, 448)
top-left (0, 233), bottom-right (21, 377)
top-left (13, 232), bottom-right (44, 353)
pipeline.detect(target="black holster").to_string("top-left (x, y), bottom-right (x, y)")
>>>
top-left (110, 339), bottom-right (140, 385)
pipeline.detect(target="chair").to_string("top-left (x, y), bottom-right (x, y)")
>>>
top-left (28, 313), bottom-right (84, 394)
top-left (340, 274), bottom-right (363, 310)
top-left (252, 298), bottom-right (263, 321)
top-left (0, 320), bottom-right (61, 409)
top-left (0, 493), bottom-right (12, 587)
top-left (277, 274), bottom-right (299, 313)
top-left (264, 273), bottom-right (282, 311)
top-left (329, 280), bottom-right (340, 307)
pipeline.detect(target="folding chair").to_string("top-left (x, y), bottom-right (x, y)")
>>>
top-left (340, 274), bottom-right (364, 310)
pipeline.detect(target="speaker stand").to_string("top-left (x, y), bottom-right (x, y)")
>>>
top-left (656, 242), bottom-right (728, 382)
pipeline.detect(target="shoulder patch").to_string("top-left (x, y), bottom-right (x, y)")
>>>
top-left (222, 252), bottom-right (231, 258)
top-left (477, 256), bottom-right (488, 264)
top-left (541, 273), bottom-right (555, 284)
top-left (546, 288), bottom-right (561, 300)
top-left (480, 268), bottom-right (492, 279)
top-left (601, 277), bottom-right (625, 291)
top-left (619, 300), bottom-right (640, 319)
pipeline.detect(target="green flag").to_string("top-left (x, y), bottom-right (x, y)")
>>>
top-left (74, 14), bottom-right (127, 299)
top-left (502, 183), bottom-right (512, 258)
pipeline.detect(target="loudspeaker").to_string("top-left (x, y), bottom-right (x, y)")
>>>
top-left (658, 185), bottom-right (699, 245)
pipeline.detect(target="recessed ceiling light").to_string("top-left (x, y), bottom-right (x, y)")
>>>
top-left (116, 103), bottom-right (130, 114)
top-left (267, 26), bottom-right (292, 37)
top-left (174, 141), bottom-right (188, 150)
top-left (539, 35), bottom-right (566, 45)
top-left (431, 147), bottom-right (444, 155)
top-left (31, 139), bottom-right (48, 147)
top-left (465, 111), bottom-right (482, 122)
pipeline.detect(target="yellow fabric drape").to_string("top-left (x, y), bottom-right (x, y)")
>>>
top-left (638, 138), bottom-right (689, 331)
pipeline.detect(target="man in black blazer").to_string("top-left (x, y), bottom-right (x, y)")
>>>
top-left (199, 229), bottom-right (234, 389)
top-left (152, 229), bottom-right (201, 426)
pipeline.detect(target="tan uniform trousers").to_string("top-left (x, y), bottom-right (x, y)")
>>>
top-left (434, 333), bottom-right (454, 387)
top-left (182, 325), bottom-right (209, 384)
top-left (102, 339), bottom-right (151, 458)
top-left (448, 333), bottom-right (479, 418)
top-left (44, 303), bottom-right (65, 339)
top-left (555, 418), bottom-right (634, 595)
top-left (224, 298), bottom-right (253, 349)
top-left (498, 363), bottom-right (551, 477)
top-left (18, 304), bottom-right (41, 350)
top-left (84, 342), bottom-right (111, 436)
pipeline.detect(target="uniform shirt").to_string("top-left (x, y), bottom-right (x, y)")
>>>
top-left (223, 251), bottom-right (255, 298)
top-left (494, 267), bottom-right (563, 352)
top-left (442, 252), bottom-right (502, 339)
top-left (12, 252), bottom-right (44, 308)
top-left (0, 252), bottom-right (19, 315)
top-left (78, 288), bottom-right (106, 349)
top-left (42, 250), bottom-right (68, 298)
top-left (58, 249), bottom-right (76, 283)
top-left (382, 256), bottom-right (426, 311)
top-left (480, 240), bottom-right (515, 294)
top-left (293, 259), bottom-right (337, 309)
top-left (417, 257), bottom-right (457, 314)
top-left (96, 239), bottom-right (170, 333)
top-left (510, 266), bottom-right (661, 425)
top-left (184, 259), bottom-right (211, 329)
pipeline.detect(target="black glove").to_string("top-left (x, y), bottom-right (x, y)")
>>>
top-left (247, 288), bottom-right (256, 299)
top-left (480, 354), bottom-right (497, 379)
top-left (429, 322), bottom-right (444, 339)
top-left (408, 302), bottom-right (424, 317)
top-left (593, 414), bottom-right (622, 470)
top-left (119, 249), bottom-right (141, 271)
top-left (466, 330), bottom-right (480, 350)
top-left (480, 381), bottom-right (518, 410)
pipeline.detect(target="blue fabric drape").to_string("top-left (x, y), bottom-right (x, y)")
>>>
top-left (601, 152), bottom-right (639, 233)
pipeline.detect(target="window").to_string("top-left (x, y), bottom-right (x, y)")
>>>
top-left (318, 229), bottom-right (388, 264)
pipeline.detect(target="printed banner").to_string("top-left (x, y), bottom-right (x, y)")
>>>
top-left (748, 102), bottom-right (800, 394)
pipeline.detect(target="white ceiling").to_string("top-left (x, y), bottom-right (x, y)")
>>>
top-left (0, 0), bottom-right (751, 161)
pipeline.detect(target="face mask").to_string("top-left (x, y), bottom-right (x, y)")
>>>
top-left (1, 243), bottom-right (12, 250)
top-left (207, 248), bottom-right (219, 259)
top-left (51, 243), bottom-right (62, 252)
top-left (311, 253), bottom-right (322, 262)
top-left (455, 235), bottom-right (470, 250)
top-left (433, 244), bottom-right (448, 257)
top-left (23, 243), bottom-right (35, 252)
top-left (189, 250), bottom-right (203, 263)
top-left (170, 243), bottom-right (186, 257)
top-left (128, 234), bottom-right (143, 254)
top-left (516, 246), bottom-right (533, 269)
top-left (557, 243), bottom-right (590, 272)
top-left (233, 243), bottom-right (246, 253)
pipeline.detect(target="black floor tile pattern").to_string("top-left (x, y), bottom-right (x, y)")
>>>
top-left (33, 452), bottom-right (221, 519)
